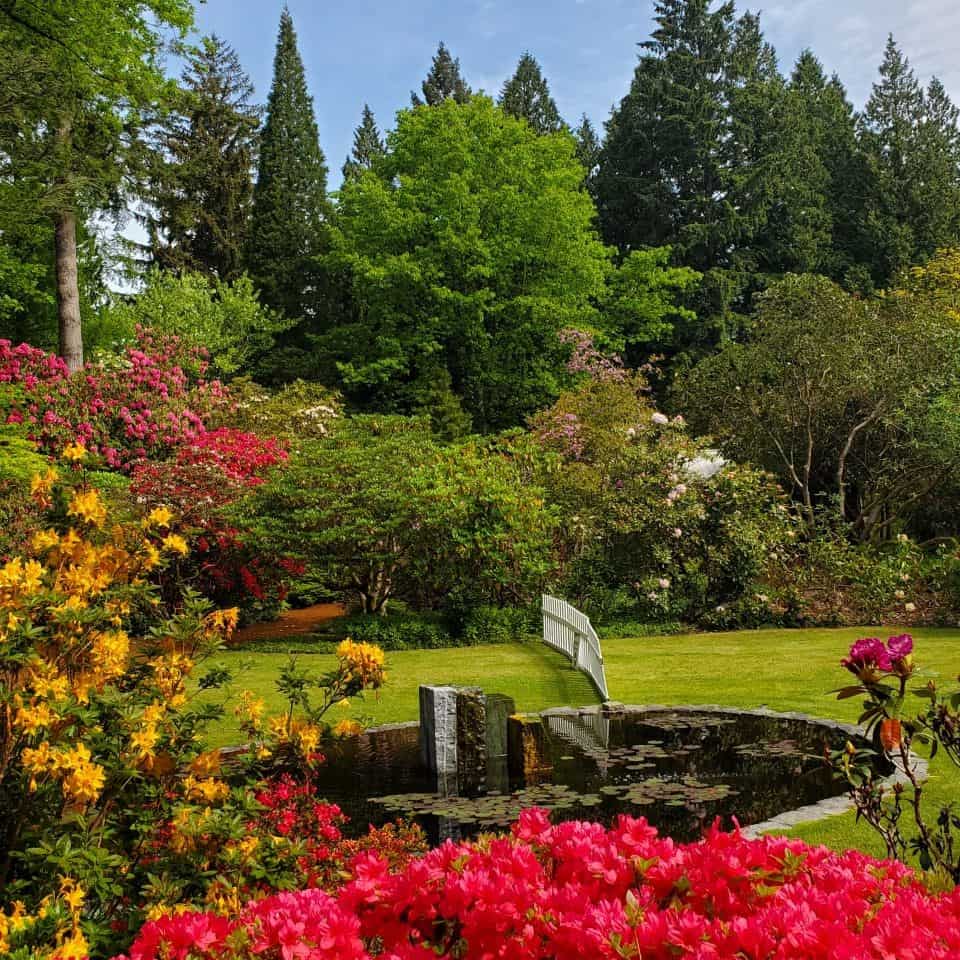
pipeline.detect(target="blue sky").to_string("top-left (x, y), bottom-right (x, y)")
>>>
top-left (186, 0), bottom-right (960, 189)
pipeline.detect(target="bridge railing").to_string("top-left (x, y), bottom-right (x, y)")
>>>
top-left (541, 594), bottom-right (609, 700)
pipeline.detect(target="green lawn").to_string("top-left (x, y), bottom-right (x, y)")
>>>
top-left (197, 626), bottom-right (960, 857)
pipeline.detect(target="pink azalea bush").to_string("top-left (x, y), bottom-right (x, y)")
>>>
top-left (119, 810), bottom-right (960, 960)
top-left (0, 329), bottom-right (229, 469)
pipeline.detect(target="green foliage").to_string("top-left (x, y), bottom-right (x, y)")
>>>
top-left (597, 0), bottom-right (757, 342)
top-left (600, 248), bottom-right (700, 364)
top-left (0, 423), bottom-right (48, 487)
top-left (209, 378), bottom-right (341, 439)
top-left (342, 103), bottom-right (385, 180)
top-left (247, 9), bottom-right (329, 324)
top-left (860, 39), bottom-right (960, 287)
top-left (680, 274), bottom-right (960, 539)
top-left (499, 52), bottom-right (564, 135)
top-left (595, 619), bottom-right (685, 639)
top-left (0, 0), bottom-right (195, 366)
top-left (145, 35), bottom-right (261, 281)
top-left (454, 604), bottom-right (539, 644)
top-left (102, 270), bottom-right (293, 375)
top-left (324, 96), bottom-right (610, 430)
top-left (240, 416), bottom-right (558, 615)
top-left (572, 113), bottom-right (600, 199)
top-left (0, 423), bottom-right (47, 559)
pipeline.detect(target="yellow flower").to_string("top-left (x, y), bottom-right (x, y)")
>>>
top-left (59, 878), bottom-right (85, 914)
top-left (62, 442), bottom-right (87, 462)
top-left (235, 690), bottom-right (265, 728)
top-left (31, 529), bottom-right (60, 553)
top-left (189, 749), bottom-right (222, 777)
top-left (336, 638), bottom-right (386, 688)
top-left (130, 724), bottom-right (159, 761)
top-left (60, 744), bottom-right (105, 804)
top-left (67, 489), bottom-right (107, 528)
top-left (333, 718), bottom-right (364, 738)
top-left (183, 775), bottom-right (229, 805)
top-left (141, 542), bottom-right (161, 571)
top-left (13, 701), bottom-right (55, 735)
top-left (161, 534), bottom-right (189, 556)
top-left (30, 467), bottom-right (59, 502)
top-left (143, 506), bottom-right (174, 529)
top-left (54, 929), bottom-right (89, 960)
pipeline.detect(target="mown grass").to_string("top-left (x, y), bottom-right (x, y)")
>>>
top-left (197, 625), bottom-right (960, 857)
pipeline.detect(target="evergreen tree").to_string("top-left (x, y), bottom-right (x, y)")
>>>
top-left (247, 8), bottom-right (329, 322)
top-left (596, 0), bottom-right (736, 265)
top-left (786, 52), bottom-right (872, 287)
top-left (411, 42), bottom-right (471, 106)
top-left (857, 36), bottom-right (960, 284)
top-left (597, 0), bottom-right (785, 350)
top-left (573, 114), bottom-right (601, 199)
top-left (146, 35), bottom-right (260, 281)
top-left (912, 77), bottom-right (960, 262)
top-left (0, 0), bottom-right (193, 370)
top-left (342, 104), bottom-right (385, 180)
top-left (860, 36), bottom-right (924, 283)
top-left (498, 52), bottom-right (563, 134)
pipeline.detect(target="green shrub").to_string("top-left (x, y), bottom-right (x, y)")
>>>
top-left (100, 270), bottom-right (293, 376)
top-left (595, 620), bottom-right (685, 639)
top-left (240, 416), bottom-right (558, 616)
top-left (457, 604), bottom-right (539, 644)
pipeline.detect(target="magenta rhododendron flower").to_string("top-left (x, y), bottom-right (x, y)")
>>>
top-left (842, 637), bottom-right (893, 676)
top-left (886, 633), bottom-right (913, 661)
top-left (843, 634), bottom-right (915, 679)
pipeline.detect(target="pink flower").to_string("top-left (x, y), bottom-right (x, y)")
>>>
top-left (887, 633), bottom-right (913, 661)
top-left (842, 637), bottom-right (893, 677)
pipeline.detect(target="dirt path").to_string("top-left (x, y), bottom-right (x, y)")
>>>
top-left (232, 603), bottom-right (348, 645)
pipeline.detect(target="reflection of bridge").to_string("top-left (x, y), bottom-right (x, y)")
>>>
top-left (545, 711), bottom-right (611, 754)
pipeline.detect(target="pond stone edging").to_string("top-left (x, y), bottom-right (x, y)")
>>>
top-left (552, 702), bottom-right (927, 838)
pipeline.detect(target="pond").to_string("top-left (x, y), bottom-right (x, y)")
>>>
top-left (315, 706), bottom-right (884, 844)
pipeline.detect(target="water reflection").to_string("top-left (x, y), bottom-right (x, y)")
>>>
top-left (316, 709), bottom-right (873, 844)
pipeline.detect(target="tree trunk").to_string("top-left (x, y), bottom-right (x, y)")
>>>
top-left (54, 207), bottom-right (83, 372)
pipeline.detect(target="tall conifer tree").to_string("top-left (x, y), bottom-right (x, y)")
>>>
top-left (498, 52), bottom-right (563, 134)
top-left (573, 114), bottom-right (600, 199)
top-left (596, 0), bottom-right (736, 264)
top-left (146, 35), bottom-right (260, 281)
top-left (247, 8), bottom-right (329, 321)
top-left (342, 104), bottom-right (385, 180)
top-left (411, 42), bottom-right (471, 106)
top-left (786, 52), bottom-right (871, 287)
top-left (857, 37), bottom-right (960, 283)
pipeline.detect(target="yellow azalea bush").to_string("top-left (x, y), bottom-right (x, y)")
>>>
top-left (0, 461), bottom-right (392, 959)
top-left (0, 465), bottom-right (242, 957)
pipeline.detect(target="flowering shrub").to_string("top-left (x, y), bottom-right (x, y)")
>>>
top-left (832, 633), bottom-right (960, 884)
top-left (559, 328), bottom-right (627, 384)
top-left (530, 375), bottom-right (793, 623)
top-left (236, 640), bottom-right (387, 773)
top-left (129, 428), bottom-right (291, 613)
top-left (0, 460), bottom-right (242, 956)
top-left (140, 775), bottom-right (424, 925)
top-left (0, 339), bottom-right (69, 387)
top-left (122, 810), bottom-right (960, 960)
top-left (0, 329), bottom-right (229, 469)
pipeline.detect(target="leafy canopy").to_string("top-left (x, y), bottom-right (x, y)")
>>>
top-left (323, 95), bottom-right (610, 431)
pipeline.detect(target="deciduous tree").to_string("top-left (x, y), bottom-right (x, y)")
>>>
top-left (0, 0), bottom-right (194, 370)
